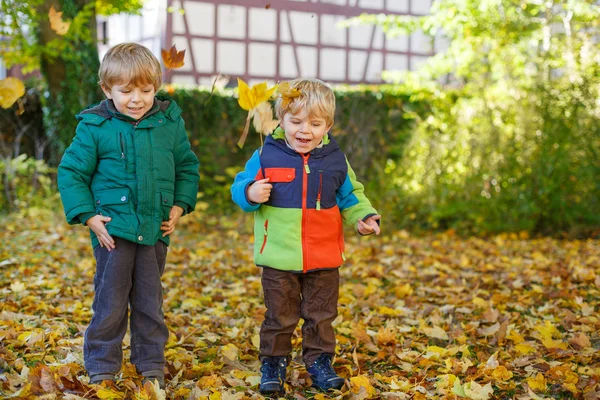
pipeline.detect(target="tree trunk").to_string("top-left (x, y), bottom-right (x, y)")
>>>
top-left (37, 0), bottom-right (103, 160)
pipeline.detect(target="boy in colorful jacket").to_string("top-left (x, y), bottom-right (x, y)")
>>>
top-left (231, 78), bottom-right (381, 394)
top-left (57, 43), bottom-right (199, 388)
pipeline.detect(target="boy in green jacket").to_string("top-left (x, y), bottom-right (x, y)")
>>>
top-left (58, 43), bottom-right (199, 388)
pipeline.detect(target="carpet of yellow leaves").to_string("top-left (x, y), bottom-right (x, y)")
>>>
top-left (1, 210), bottom-right (599, 399)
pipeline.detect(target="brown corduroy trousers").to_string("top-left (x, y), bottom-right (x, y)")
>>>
top-left (259, 267), bottom-right (340, 366)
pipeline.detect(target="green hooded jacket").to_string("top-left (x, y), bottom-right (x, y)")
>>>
top-left (58, 98), bottom-right (200, 248)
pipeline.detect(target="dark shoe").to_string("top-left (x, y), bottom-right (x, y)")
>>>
top-left (307, 354), bottom-right (345, 391)
top-left (260, 356), bottom-right (288, 395)
top-left (89, 373), bottom-right (116, 385)
top-left (141, 369), bottom-right (165, 389)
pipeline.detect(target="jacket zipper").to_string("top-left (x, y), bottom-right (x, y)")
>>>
top-left (260, 220), bottom-right (269, 254)
top-left (316, 170), bottom-right (323, 211)
top-left (302, 153), bottom-right (310, 272)
top-left (119, 132), bottom-right (126, 159)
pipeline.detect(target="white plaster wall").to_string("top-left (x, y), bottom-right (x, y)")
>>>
top-left (101, 0), bottom-right (439, 86)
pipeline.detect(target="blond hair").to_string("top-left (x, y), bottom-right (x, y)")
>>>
top-left (98, 43), bottom-right (162, 90)
top-left (275, 78), bottom-right (335, 126)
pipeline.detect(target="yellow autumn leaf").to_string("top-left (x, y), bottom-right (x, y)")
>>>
top-left (378, 306), bottom-right (404, 316)
top-left (49, 6), bottom-right (71, 35)
top-left (526, 373), bottom-right (547, 392)
top-left (562, 382), bottom-right (579, 394)
top-left (17, 331), bottom-right (34, 343)
top-left (198, 375), bottom-right (222, 388)
top-left (422, 326), bottom-right (449, 340)
top-left (491, 366), bottom-right (513, 381)
top-left (506, 329), bottom-right (525, 344)
top-left (534, 321), bottom-right (562, 339)
top-left (96, 387), bottom-right (125, 399)
top-left (237, 78), bottom-right (277, 111)
top-left (180, 298), bottom-right (201, 310)
top-left (375, 326), bottom-right (396, 345)
top-left (277, 81), bottom-right (302, 109)
top-left (514, 342), bottom-right (536, 355)
top-left (0, 77), bottom-right (25, 109)
top-left (425, 346), bottom-right (446, 359)
top-left (435, 374), bottom-right (458, 390)
top-left (395, 283), bottom-right (413, 297)
top-left (389, 378), bottom-right (412, 391)
top-left (221, 343), bottom-right (239, 361)
top-left (540, 336), bottom-right (568, 350)
top-left (209, 391), bottom-right (222, 400)
top-left (350, 375), bottom-right (377, 397)
top-left (463, 381), bottom-right (494, 400)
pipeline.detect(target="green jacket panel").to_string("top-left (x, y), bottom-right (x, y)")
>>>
top-left (58, 99), bottom-right (200, 248)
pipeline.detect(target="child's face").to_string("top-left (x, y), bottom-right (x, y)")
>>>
top-left (282, 108), bottom-right (331, 153)
top-left (102, 83), bottom-right (156, 120)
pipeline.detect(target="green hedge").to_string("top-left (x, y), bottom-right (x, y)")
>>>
top-left (3, 84), bottom-right (597, 237)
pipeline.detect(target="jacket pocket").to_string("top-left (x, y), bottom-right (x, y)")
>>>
top-left (260, 219), bottom-right (269, 254)
top-left (160, 191), bottom-right (174, 221)
top-left (264, 168), bottom-right (295, 183)
top-left (93, 188), bottom-right (135, 234)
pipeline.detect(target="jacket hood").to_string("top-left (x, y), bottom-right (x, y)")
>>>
top-left (267, 127), bottom-right (339, 159)
top-left (76, 96), bottom-right (178, 123)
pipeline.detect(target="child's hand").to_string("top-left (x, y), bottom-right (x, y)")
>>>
top-left (86, 215), bottom-right (116, 250)
top-left (161, 205), bottom-right (184, 237)
top-left (247, 178), bottom-right (272, 204)
top-left (357, 214), bottom-right (381, 235)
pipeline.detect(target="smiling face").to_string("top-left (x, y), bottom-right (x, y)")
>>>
top-left (102, 83), bottom-right (155, 120)
top-left (282, 108), bottom-right (332, 153)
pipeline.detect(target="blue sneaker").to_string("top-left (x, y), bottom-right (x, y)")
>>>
top-left (260, 356), bottom-right (288, 395)
top-left (307, 354), bottom-right (345, 391)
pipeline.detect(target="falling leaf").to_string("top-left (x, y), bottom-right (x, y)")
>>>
top-left (250, 102), bottom-right (279, 135)
top-left (49, 6), bottom-right (70, 35)
top-left (236, 78), bottom-right (278, 148)
top-left (237, 78), bottom-right (277, 111)
top-left (161, 45), bottom-right (186, 69)
top-left (265, 3), bottom-right (271, 9)
top-left (0, 77), bottom-right (25, 109)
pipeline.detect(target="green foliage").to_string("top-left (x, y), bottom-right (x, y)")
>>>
top-left (96, 0), bottom-right (144, 16)
top-left (0, 154), bottom-right (57, 213)
top-left (161, 85), bottom-right (422, 216)
top-left (346, 0), bottom-right (600, 236)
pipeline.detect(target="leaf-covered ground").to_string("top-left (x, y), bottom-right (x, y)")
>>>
top-left (1, 209), bottom-right (599, 399)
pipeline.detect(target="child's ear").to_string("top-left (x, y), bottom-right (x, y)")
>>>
top-left (101, 85), bottom-right (112, 99)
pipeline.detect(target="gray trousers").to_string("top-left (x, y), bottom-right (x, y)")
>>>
top-left (84, 237), bottom-right (168, 375)
top-left (260, 267), bottom-right (339, 366)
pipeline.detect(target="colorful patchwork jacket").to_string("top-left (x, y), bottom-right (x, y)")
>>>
top-left (231, 128), bottom-right (378, 273)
